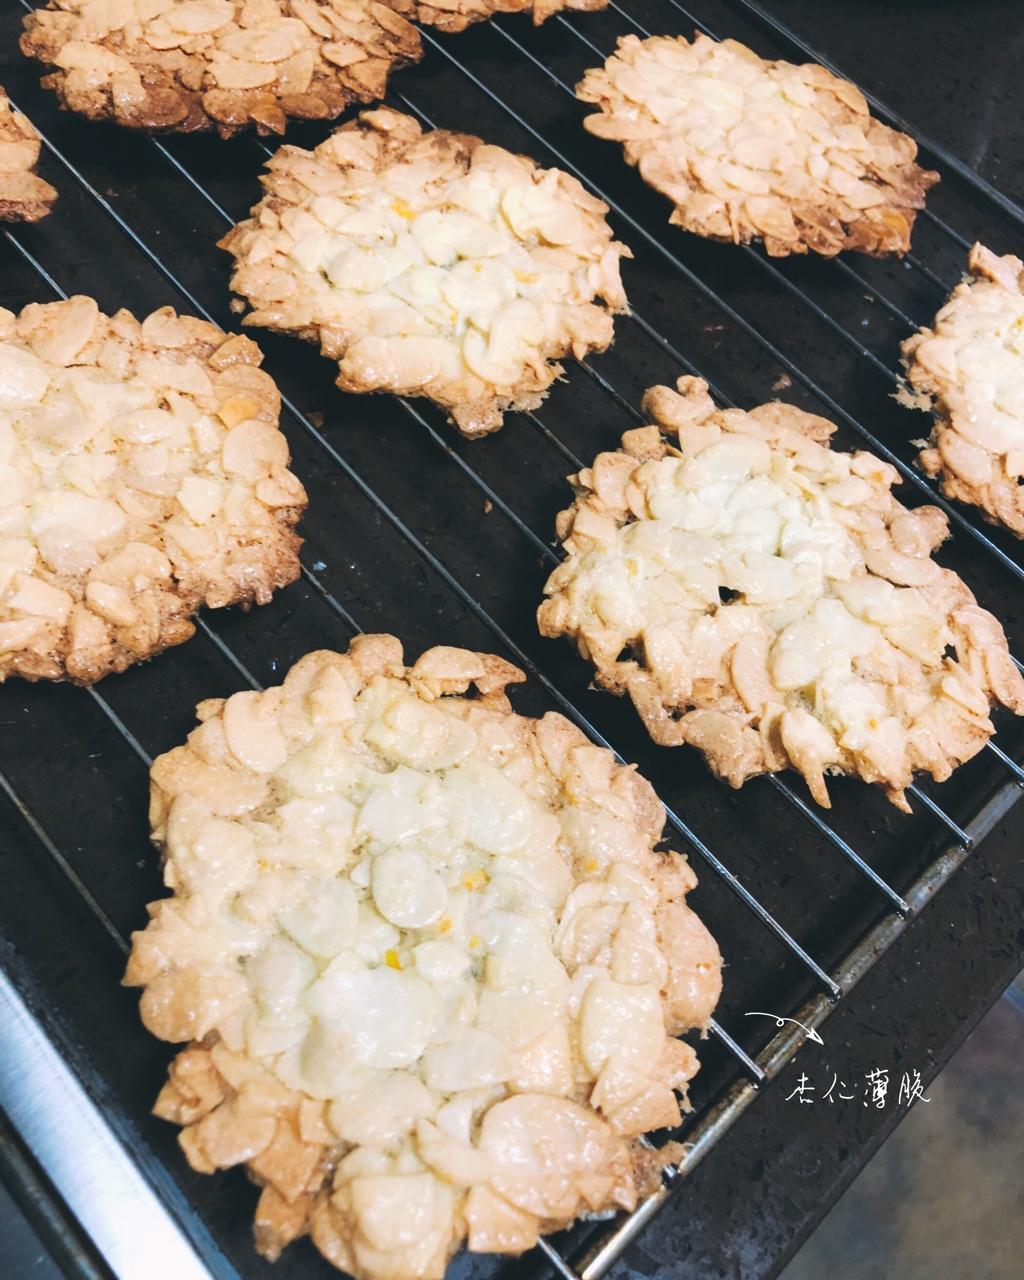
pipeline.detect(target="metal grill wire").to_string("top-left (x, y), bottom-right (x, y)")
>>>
top-left (1, 1), bottom-right (1023, 1277)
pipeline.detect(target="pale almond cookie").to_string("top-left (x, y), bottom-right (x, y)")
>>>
top-left (538, 377), bottom-right (1024, 809)
top-left (0, 298), bottom-right (306, 684)
top-left (219, 107), bottom-right (630, 436)
top-left (125, 634), bottom-right (722, 1280)
top-left (901, 244), bottom-right (1024, 537)
top-left (576, 33), bottom-right (938, 257)
top-left (413, 0), bottom-right (607, 34)
top-left (20, 0), bottom-right (422, 138)
top-left (0, 89), bottom-right (57, 222)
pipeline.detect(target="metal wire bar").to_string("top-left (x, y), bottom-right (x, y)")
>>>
top-left (538, 1238), bottom-right (582, 1280)
top-left (984, 741), bottom-right (1024, 785)
top-left (0, 768), bottom-right (128, 956)
top-left (86, 690), bottom-right (152, 768)
top-left (703, 1019), bottom-right (764, 1080)
top-left (918, 207), bottom-right (974, 254)
top-left (524, 406), bottom-right (591, 466)
top-left (195, 617), bottom-right (263, 689)
top-left (400, 397), bottom-right (559, 563)
top-left (297, 564), bottom-right (364, 634)
top-left (2, 228), bottom-right (64, 293)
top-left (574, 359), bottom-right (648, 423)
top-left (905, 251), bottom-right (957, 295)
top-left (766, 777), bottom-right (910, 912)
top-left (732, 247), bottom-right (903, 377)
top-left (422, 25), bottom-right (1024, 587)
top-left (628, 308), bottom-right (734, 408)
top-left (829, 256), bottom-right (920, 331)
top-left (906, 785), bottom-right (973, 848)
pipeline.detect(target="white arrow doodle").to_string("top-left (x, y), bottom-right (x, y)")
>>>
top-left (745, 1012), bottom-right (824, 1045)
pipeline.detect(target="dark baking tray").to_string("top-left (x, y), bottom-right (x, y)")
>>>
top-left (1, 1), bottom-right (1022, 1277)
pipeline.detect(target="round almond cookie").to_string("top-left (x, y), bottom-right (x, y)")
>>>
top-left (0, 297), bottom-right (307, 684)
top-left (414, 0), bottom-right (608, 34)
top-left (901, 244), bottom-right (1024, 538)
top-left (20, 0), bottom-right (422, 139)
top-left (538, 377), bottom-right (1024, 810)
top-left (220, 107), bottom-right (631, 436)
top-left (125, 634), bottom-right (722, 1280)
top-left (576, 33), bottom-right (939, 258)
top-left (0, 89), bottom-right (57, 222)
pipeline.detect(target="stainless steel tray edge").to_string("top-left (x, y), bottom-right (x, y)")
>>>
top-left (0, 964), bottom-right (213, 1280)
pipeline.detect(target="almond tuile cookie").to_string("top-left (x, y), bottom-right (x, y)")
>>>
top-left (0, 89), bottom-right (57, 222)
top-left (576, 33), bottom-right (938, 257)
top-left (901, 243), bottom-right (1024, 537)
top-left (20, 0), bottom-right (423, 139)
top-left (125, 634), bottom-right (722, 1280)
top-left (0, 298), bottom-right (306, 684)
top-left (538, 376), bottom-right (1024, 809)
top-left (220, 107), bottom-right (630, 435)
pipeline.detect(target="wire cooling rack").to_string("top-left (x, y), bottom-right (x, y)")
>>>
top-left (1, 2), bottom-right (1023, 1278)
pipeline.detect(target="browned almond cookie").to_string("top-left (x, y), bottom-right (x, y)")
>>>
top-left (901, 244), bottom-right (1024, 537)
top-left (220, 107), bottom-right (630, 436)
top-left (20, 0), bottom-right (423, 138)
top-left (125, 634), bottom-right (722, 1280)
top-left (0, 88), bottom-right (57, 222)
top-left (538, 376), bottom-right (1024, 809)
top-left (576, 33), bottom-right (939, 257)
top-left (413, 0), bottom-right (608, 34)
top-left (0, 298), bottom-right (307, 684)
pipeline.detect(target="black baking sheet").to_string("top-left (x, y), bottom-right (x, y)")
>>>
top-left (1, 1), bottom-right (1023, 1277)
